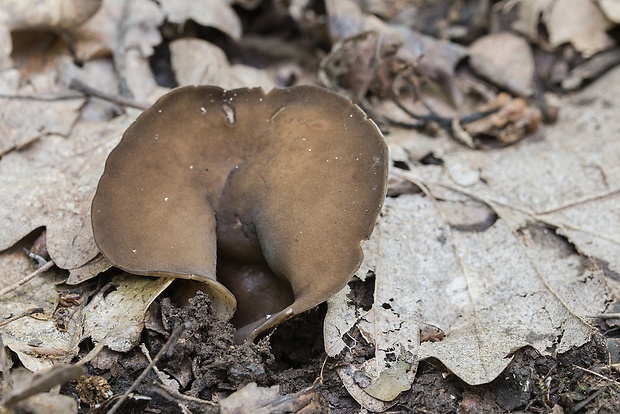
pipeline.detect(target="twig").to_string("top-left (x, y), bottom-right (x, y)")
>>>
top-left (152, 383), bottom-right (218, 414)
top-left (0, 260), bottom-right (54, 297)
top-left (106, 321), bottom-right (192, 414)
top-left (0, 92), bottom-right (83, 101)
top-left (589, 313), bottom-right (620, 319)
top-left (69, 79), bottom-right (149, 110)
top-left (0, 335), bottom-right (10, 402)
top-left (573, 364), bottom-right (620, 388)
top-left (0, 308), bottom-right (45, 328)
top-left (571, 387), bottom-right (606, 412)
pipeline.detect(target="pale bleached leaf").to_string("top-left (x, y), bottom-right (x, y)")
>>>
top-left (0, 115), bottom-right (135, 271)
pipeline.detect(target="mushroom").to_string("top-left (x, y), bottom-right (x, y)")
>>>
top-left (91, 85), bottom-right (388, 342)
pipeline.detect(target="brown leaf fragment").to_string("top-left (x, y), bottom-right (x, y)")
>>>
top-left (468, 32), bottom-right (534, 96)
top-left (66, 254), bottom-right (112, 285)
top-left (324, 0), bottom-right (468, 106)
top-left (322, 0), bottom-right (407, 101)
top-left (319, 30), bottom-right (405, 102)
top-left (462, 93), bottom-right (541, 144)
top-left (0, 115), bottom-right (135, 270)
top-left (420, 324), bottom-right (446, 342)
top-left (393, 26), bottom-right (468, 106)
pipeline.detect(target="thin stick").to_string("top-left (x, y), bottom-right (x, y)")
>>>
top-left (106, 321), bottom-right (191, 414)
top-left (571, 387), bottom-right (605, 412)
top-left (573, 364), bottom-right (620, 387)
top-left (0, 260), bottom-right (54, 297)
top-left (69, 79), bottom-right (149, 110)
top-left (589, 313), bottom-right (620, 319)
top-left (0, 308), bottom-right (45, 328)
top-left (0, 92), bottom-right (83, 101)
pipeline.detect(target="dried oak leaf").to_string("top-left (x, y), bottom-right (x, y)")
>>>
top-left (544, 0), bottom-right (615, 57)
top-left (0, 115), bottom-right (135, 271)
top-left (598, 0), bottom-right (620, 23)
top-left (159, 0), bottom-right (242, 40)
top-left (0, 0), bottom-right (101, 69)
top-left (0, 68), bottom-right (85, 157)
top-left (468, 32), bottom-right (534, 97)
top-left (72, 0), bottom-right (163, 61)
top-left (169, 38), bottom-right (275, 90)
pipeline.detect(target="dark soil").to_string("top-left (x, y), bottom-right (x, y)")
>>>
top-left (63, 278), bottom-right (620, 414)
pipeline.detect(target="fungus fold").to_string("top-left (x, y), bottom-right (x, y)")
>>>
top-left (91, 85), bottom-right (388, 343)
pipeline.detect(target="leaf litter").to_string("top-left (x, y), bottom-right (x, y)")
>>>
top-left (1, 0), bottom-right (620, 412)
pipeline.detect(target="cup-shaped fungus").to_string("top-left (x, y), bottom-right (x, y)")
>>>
top-left (91, 85), bottom-right (388, 342)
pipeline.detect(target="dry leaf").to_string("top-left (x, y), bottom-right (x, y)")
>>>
top-left (82, 274), bottom-right (172, 352)
top-left (10, 393), bottom-right (78, 414)
top-left (0, 64), bottom-right (85, 156)
top-left (72, 0), bottom-right (163, 61)
top-left (159, 0), bottom-right (242, 40)
top-left (561, 48), bottom-right (620, 91)
top-left (598, 0), bottom-right (620, 23)
top-left (325, 66), bottom-right (620, 410)
top-left (440, 67), bottom-right (620, 277)
top-left (326, 193), bottom-right (607, 403)
top-left (219, 383), bottom-right (280, 414)
top-left (0, 0), bottom-right (101, 69)
top-left (169, 38), bottom-right (275, 90)
top-left (218, 382), bottom-right (320, 414)
top-left (324, 0), bottom-right (468, 105)
top-left (507, 0), bottom-right (554, 42)
top-left (3, 365), bottom-right (84, 410)
top-left (468, 32), bottom-right (534, 96)
top-left (0, 115), bottom-right (136, 271)
top-left (0, 245), bottom-right (76, 371)
top-left (544, 0), bottom-right (615, 57)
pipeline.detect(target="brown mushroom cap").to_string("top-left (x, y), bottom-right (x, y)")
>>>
top-left (91, 85), bottom-right (387, 342)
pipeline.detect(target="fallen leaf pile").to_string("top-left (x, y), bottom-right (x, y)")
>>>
top-left (0, 0), bottom-right (619, 412)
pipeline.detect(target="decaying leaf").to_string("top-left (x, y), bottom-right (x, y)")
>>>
top-left (325, 66), bottom-right (620, 409)
top-left (0, 66), bottom-right (85, 156)
top-left (0, 115), bottom-right (136, 271)
top-left (0, 0), bottom-right (101, 69)
top-left (468, 32), bottom-right (534, 96)
top-left (326, 192), bottom-right (607, 408)
top-left (544, 0), bottom-right (615, 57)
top-left (2, 365), bottom-right (84, 411)
top-left (169, 38), bottom-right (275, 90)
top-left (507, 0), bottom-right (554, 42)
top-left (0, 244), bottom-right (76, 371)
top-left (159, 0), bottom-right (242, 40)
top-left (82, 274), bottom-right (172, 352)
top-left (219, 382), bottom-right (321, 414)
top-left (72, 0), bottom-right (163, 61)
top-left (598, 0), bottom-right (620, 23)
